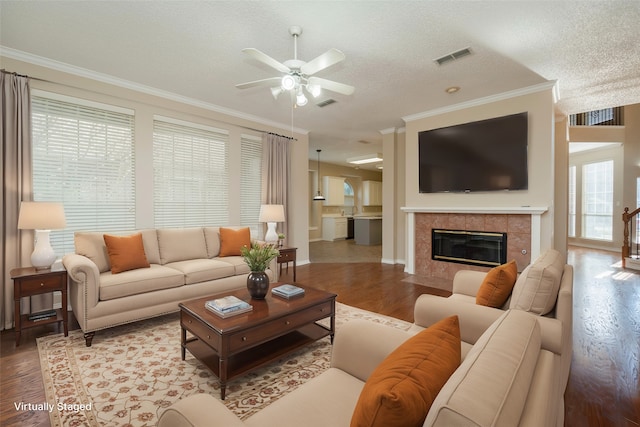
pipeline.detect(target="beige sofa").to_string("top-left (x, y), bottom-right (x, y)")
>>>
top-left (157, 249), bottom-right (572, 427)
top-left (62, 227), bottom-right (274, 346)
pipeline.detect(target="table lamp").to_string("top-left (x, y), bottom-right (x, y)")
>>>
top-left (18, 201), bottom-right (66, 270)
top-left (259, 204), bottom-right (285, 244)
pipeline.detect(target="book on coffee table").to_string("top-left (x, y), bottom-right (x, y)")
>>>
top-left (206, 303), bottom-right (253, 318)
top-left (272, 284), bottom-right (305, 299)
top-left (205, 296), bottom-right (252, 318)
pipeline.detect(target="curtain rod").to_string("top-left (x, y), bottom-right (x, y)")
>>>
top-left (1, 69), bottom-right (47, 82)
top-left (239, 126), bottom-right (298, 141)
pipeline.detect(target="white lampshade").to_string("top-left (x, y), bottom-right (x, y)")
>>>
top-left (259, 204), bottom-right (285, 223)
top-left (259, 204), bottom-right (285, 243)
top-left (18, 201), bottom-right (66, 230)
top-left (18, 201), bottom-right (66, 270)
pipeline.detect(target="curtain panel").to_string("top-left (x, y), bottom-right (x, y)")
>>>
top-left (261, 133), bottom-right (291, 239)
top-left (1, 71), bottom-right (34, 330)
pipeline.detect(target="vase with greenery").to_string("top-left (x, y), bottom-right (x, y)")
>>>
top-left (241, 242), bottom-right (279, 299)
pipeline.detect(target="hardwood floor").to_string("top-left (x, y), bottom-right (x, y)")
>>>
top-left (1, 246), bottom-right (638, 426)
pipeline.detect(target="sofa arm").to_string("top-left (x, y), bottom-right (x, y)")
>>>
top-left (62, 253), bottom-right (100, 311)
top-left (413, 294), bottom-right (504, 345)
top-left (452, 270), bottom-right (487, 297)
top-left (158, 393), bottom-right (245, 427)
top-left (330, 320), bottom-right (414, 382)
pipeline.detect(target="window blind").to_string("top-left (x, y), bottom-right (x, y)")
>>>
top-left (31, 94), bottom-right (136, 256)
top-left (153, 118), bottom-right (229, 228)
top-left (240, 134), bottom-right (263, 238)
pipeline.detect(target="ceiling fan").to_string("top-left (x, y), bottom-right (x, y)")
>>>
top-left (236, 26), bottom-right (354, 106)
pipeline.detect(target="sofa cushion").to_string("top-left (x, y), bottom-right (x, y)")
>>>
top-left (204, 227), bottom-right (221, 258)
top-left (165, 259), bottom-right (236, 284)
top-left (103, 233), bottom-right (151, 274)
top-left (476, 260), bottom-right (517, 308)
top-left (137, 229), bottom-right (160, 264)
top-left (510, 249), bottom-right (564, 315)
top-left (425, 310), bottom-right (541, 427)
top-left (99, 264), bottom-right (184, 300)
top-left (74, 230), bottom-right (160, 273)
top-left (213, 256), bottom-right (251, 275)
top-left (75, 231), bottom-right (110, 273)
top-left (219, 227), bottom-right (251, 257)
top-left (157, 227), bottom-right (208, 264)
top-left (350, 315), bottom-right (461, 427)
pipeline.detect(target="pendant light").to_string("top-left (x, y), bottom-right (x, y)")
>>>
top-left (313, 149), bottom-right (325, 201)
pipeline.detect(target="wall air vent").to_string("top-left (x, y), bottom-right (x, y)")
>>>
top-left (316, 99), bottom-right (337, 108)
top-left (434, 47), bottom-right (473, 66)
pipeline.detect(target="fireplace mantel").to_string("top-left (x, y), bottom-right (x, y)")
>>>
top-left (402, 206), bottom-right (548, 275)
top-left (401, 206), bottom-right (548, 215)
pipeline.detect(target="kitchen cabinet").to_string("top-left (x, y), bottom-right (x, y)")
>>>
top-left (322, 217), bottom-right (348, 241)
top-left (362, 180), bottom-right (382, 206)
top-left (322, 176), bottom-right (345, 206)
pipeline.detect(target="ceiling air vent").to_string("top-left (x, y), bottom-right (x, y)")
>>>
top-left (434, 47), bottom-right (472, 66)
top-left (316, 99), bottom-right (337, 108)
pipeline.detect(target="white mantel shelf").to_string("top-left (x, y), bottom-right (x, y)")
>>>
top-left (402, 206), bottom-right (548, 274)
top-left (401, 206), bottom-right (548, 215)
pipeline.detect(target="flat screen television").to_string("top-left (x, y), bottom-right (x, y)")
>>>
top-left (418, 112), bottom-right (528, 193)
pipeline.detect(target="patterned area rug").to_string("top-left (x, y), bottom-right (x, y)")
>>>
top-left (37, 303), bottom-right (411, 426)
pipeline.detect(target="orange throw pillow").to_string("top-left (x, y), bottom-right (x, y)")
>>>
top-left (476, 260), bottom-right (518, 307)
top-left (219, 227), bottom-right (251, 257)
top-left (103, 233), bottom-right (150, 274)
top-left (350, 316), bottom-right (461, 427)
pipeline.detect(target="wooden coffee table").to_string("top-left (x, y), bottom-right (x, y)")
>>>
top-left (179, 283), bottom-right (336, 399)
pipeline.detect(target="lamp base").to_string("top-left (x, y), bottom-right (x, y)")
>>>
top-left (264, 222), bottom-right (279, 244)
top-left (31, 230), bottom-right (56, 270)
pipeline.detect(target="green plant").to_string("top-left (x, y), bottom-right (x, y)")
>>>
top-left (240, 242), bottom-right (280, 272)
top-left (278, 233), bottom-right (285, 239)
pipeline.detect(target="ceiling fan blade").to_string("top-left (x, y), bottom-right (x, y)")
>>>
top-left (242, 48), bottom-right (291, 73)
top-left (300, 48), bottom-right (346, 76)
top-left (308, 76), bottom-right (355, 96)
top-left (235, 77), bottom-right (282, 89)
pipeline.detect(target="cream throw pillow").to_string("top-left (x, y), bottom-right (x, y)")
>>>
top-left (509, 249), bottom-right (564, 315)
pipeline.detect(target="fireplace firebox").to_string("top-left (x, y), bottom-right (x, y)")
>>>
top-left (432, 229), bottom-right (507, 267)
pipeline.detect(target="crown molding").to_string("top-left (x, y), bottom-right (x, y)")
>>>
top-left (1, 46), bottom-right (309, 135)
top-left (402, 80), bottom-right (558, 123)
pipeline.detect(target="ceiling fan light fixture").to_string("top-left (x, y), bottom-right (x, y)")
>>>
top-left (296, 91), bottom-right (308, 106)
top-left (281, 74), bottom-right (296, 91)
top-left (307, 83), bottom-right (321, 98)
top-left (271, 87), bottom-right (283, 99)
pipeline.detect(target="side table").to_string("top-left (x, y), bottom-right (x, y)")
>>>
top-left (277, 246), bottom-right (297, 282)
top-left (10, 266), bottom-right (68, 346)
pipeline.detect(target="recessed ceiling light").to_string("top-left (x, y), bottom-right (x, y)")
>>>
top-left (445, 86), bottom-right (460, 94)
top-left (347, 153), bottom-right (383, 165)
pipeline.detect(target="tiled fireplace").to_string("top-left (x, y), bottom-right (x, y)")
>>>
top-left (402, 207), bottom-right (547, 281)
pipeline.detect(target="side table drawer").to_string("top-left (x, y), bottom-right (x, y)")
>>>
top-left (19, 275), bottom-right (64, 295)
top-left (181, 311), bottom-right (221, 351)
top-left (229, 301), bottom-right (333, 352)
top-left (278, 251), bottom-right (295, 262)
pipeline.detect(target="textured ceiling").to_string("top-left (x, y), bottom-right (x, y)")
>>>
top-left (1, 1), bottom-right (639, 168)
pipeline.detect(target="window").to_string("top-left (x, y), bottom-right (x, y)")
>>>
top-left (582, 160), bottom-right (613, 240)
top-left (31, 93), bottom-right (135, 256)
top-left (568, 165), bottom-right (576, 237)
top-left (153, 117), bottom-right (228, 228)
top-left (240, 134), bottom-right (263, 238)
